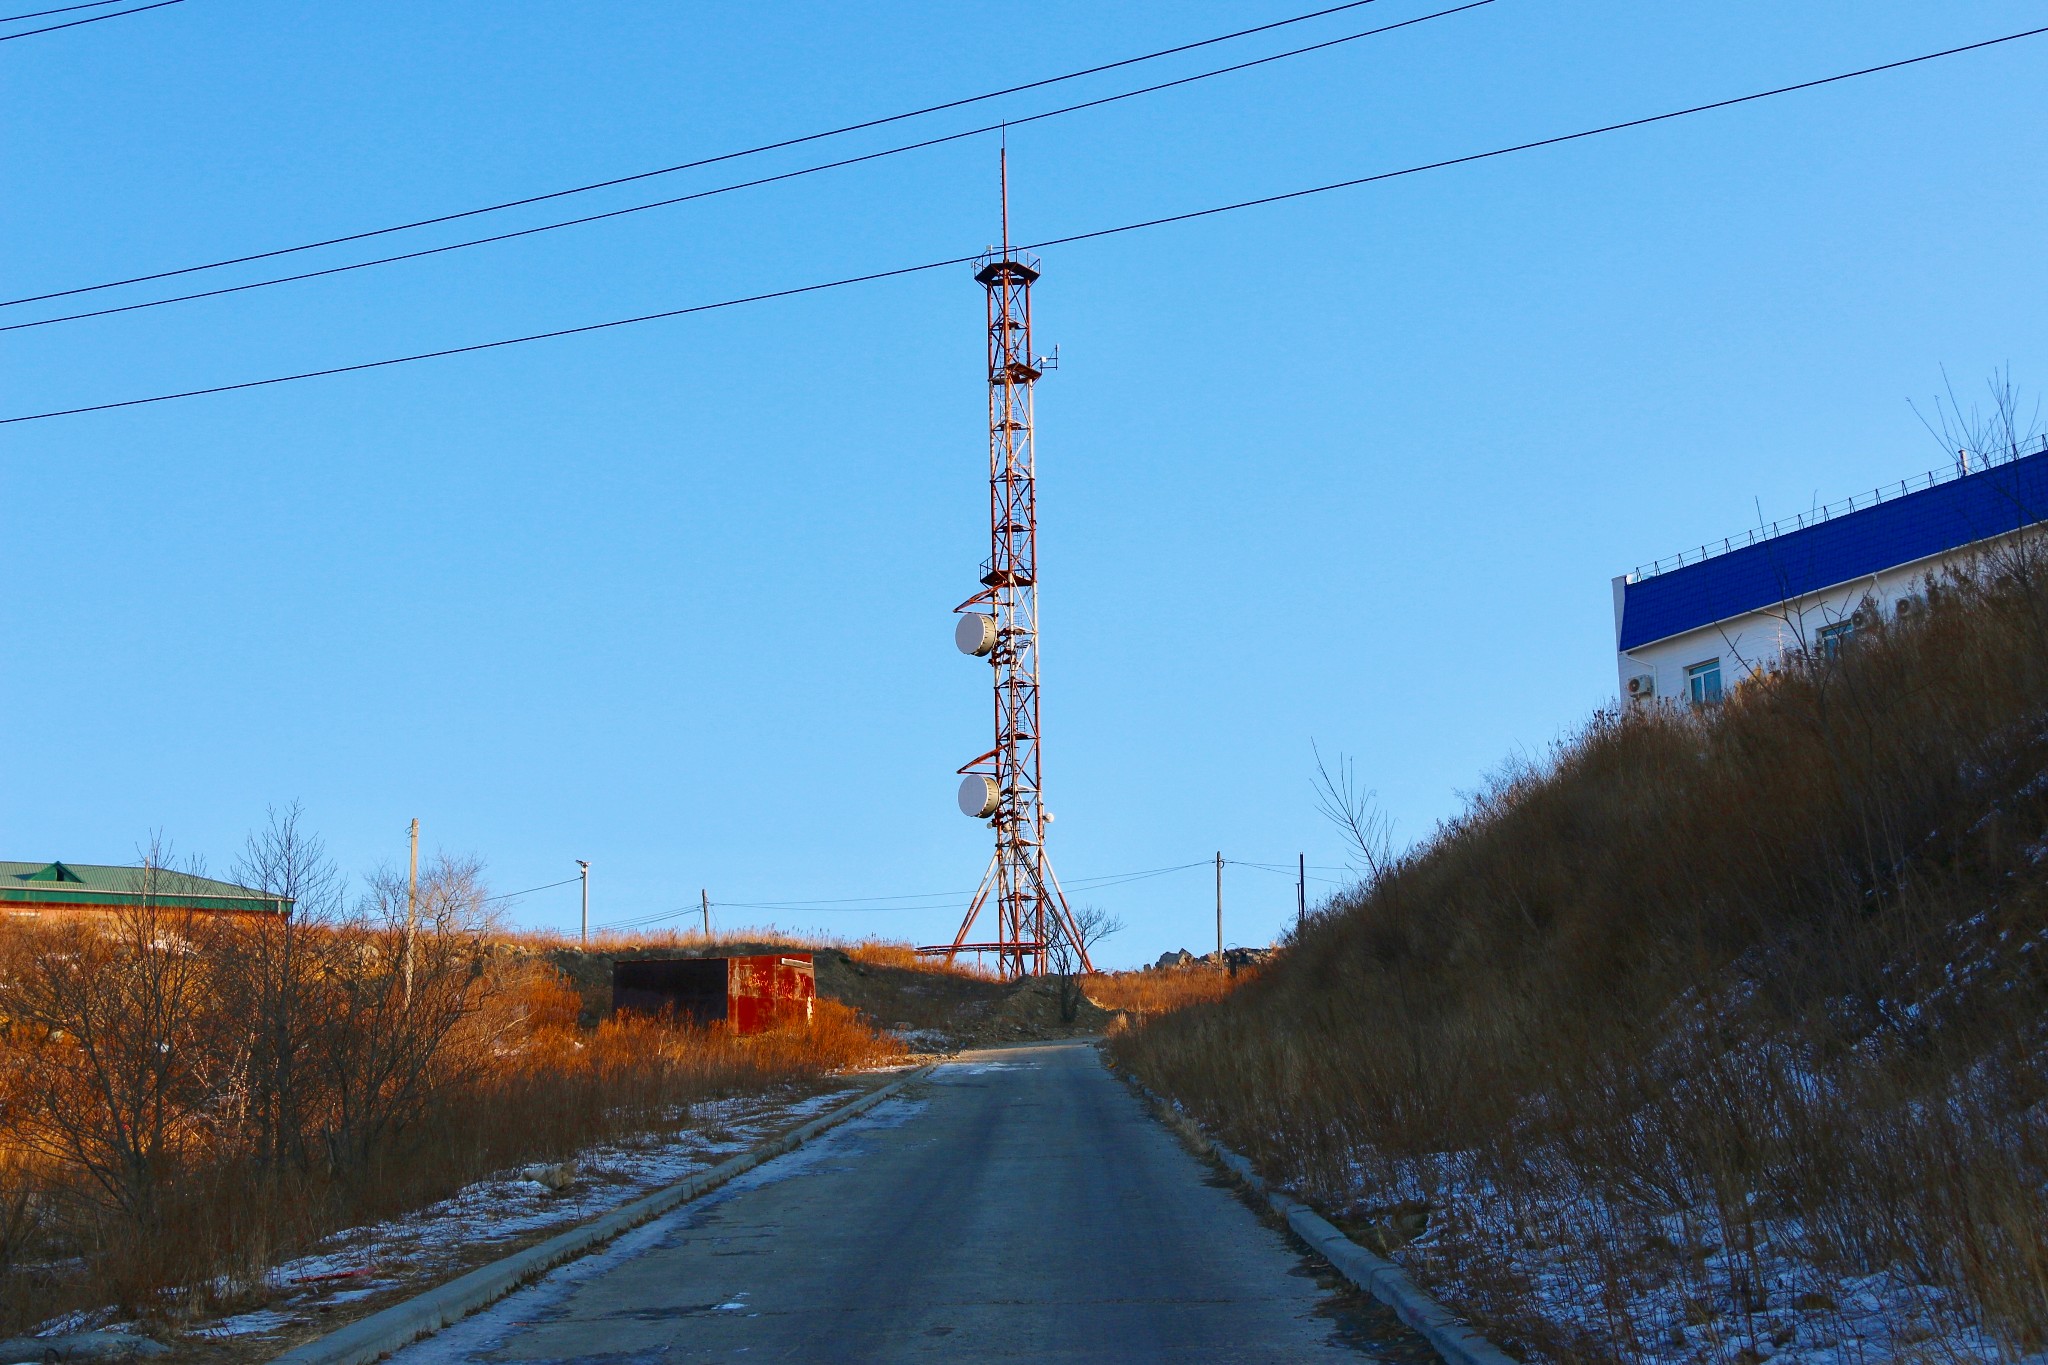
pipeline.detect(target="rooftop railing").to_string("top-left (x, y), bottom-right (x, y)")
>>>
top-left (1627, 434), bottom-right (2048, 583)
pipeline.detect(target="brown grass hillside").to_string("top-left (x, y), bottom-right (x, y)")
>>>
top-left (0, 898), bottom-right (912, 1336)
top-left (1111, 547), bottom-right (2048, 1361)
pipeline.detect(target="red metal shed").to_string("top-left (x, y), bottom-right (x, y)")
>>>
top-left (612, 953), bottom-right (815, 1034)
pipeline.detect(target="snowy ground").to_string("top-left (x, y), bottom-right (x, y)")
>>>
top-left (1336, 1150), bottom-right (2045, 1365)
top-left (382, 1092), bottom-right (932, 1365)
top-left (26, 1084), bottom-right (869, 1351)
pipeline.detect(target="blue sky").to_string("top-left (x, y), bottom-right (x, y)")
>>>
top-left (3, 1), bottom-right (2044, 966)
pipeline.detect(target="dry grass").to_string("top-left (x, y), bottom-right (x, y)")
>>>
top-left (1082, 966), bottom-right (1249, 1016)
top-left (507, 925), bottom-right (995, 980)
top-left (1112, 545), bottom-right (2048, 1360)
top-left (0, 887), bottom-right (906, 1335)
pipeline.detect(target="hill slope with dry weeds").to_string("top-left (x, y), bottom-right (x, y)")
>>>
top-left (0, 904), bottom-right (913, 1339)
top-left (1111, 551), bottom-right (2048, 1362)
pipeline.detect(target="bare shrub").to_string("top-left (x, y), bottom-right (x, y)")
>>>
top-left (1112, 551), bottom-right (2048, 1356)
top-left (0, 849), bottom-right (223, 1299)
top-left (0, 828), bottom-right (908, 1333)
top-left (1047, 904), bottom-right (1123, 1023)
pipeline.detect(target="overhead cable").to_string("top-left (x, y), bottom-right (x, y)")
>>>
top-left (1, 0), bottom-right (1494, 335)
top-left (1, 0), bottom-right (127, 23)
top-left (1, 0), bottom-right (182, 42)
top-left (589, 860), bottom-right (1218, 931)
top-left (1228, 861), bottom-right (1348, 886)
top-left (482, 874), bottom-right (584, 904)
top-left (596, 905), bottom-right (728, 931)
top-left (1, 0), bottom-right (1399, 307)
top-left (8, 23), bottom-right (2042, 427)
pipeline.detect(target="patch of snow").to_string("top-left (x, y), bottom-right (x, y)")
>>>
top-left (194, 1309), bottom-right (296, 1338)
top-left (381, 1095), bottom-right (928, 1363)
top-left (889, 1027), bottom-right (957, 1052)
top-left (72, 1082), bottom-right (872, 1346)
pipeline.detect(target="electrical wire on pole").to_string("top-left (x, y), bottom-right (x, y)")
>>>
top-left (0, 0), bottom-right (1404, 308)
top-left (588, 860), bottom-right (1219, 933)
top-left (0, 0), bottom-right (1493, 335)
top-left (0, 0), bottom-right (184, 43)
top-left (1, 0), bottom-right (129, 23)
top-left (481, 873), bottom-right (585, 904)
top-left (5, 22), bottom-right (2042, 427)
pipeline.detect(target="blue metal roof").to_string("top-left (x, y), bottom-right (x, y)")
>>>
top-left (1618, 447), bottom-right (2048, 651)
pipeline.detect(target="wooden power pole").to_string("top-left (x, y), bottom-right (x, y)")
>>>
top-left (701, 888), bottom-right (710, 939)
top-left (404, 818), bottom-right (418, 1006)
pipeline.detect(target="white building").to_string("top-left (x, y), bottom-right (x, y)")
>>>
top-left (1613, 441), bottom-right (2048, 704)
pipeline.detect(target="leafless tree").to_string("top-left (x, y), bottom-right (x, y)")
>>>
top-left (1047, 902), bottom-right (1123, 1024)
top-left (1, 838), bottom-right (213, 1235)
top-left (1911, 364), bottom-right (2044, 475)
top-left (1313, 741), bottom-right (1396, 887)
top-left (309, 854), bottom-right (498, 1178)
top-left (364, 851), bottom-right (498, 941)
top-left (215, 803), bottom-right (344, 1173)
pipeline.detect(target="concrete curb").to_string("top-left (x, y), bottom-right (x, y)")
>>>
top-left (270, 1064), bottom-right (936, 1365)
top-left (1115, 1067), bottom-right (1515, 1365)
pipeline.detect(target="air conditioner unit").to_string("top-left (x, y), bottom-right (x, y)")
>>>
top-left (1626, 674), bottom-right (1655, 698)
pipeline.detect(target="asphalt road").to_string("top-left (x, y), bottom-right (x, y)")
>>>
top-left (395, 1040), bottom-right (1435, 1363)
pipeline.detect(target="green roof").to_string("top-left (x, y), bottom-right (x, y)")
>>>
top-left (0, 861), bottom-right (290, 915)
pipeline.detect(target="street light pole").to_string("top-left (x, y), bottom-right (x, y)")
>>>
top-left (577, 860), bottom-right (590, 945)
top-left (404, 818), bottom-right (419, 1006)
top-left (1215, 851), bottom-right (1223, 959)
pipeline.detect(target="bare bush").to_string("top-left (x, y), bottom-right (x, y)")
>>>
top-left (1047, 903), bottom-right (1122, 1023)
top-left (3, 855), bottom-right (210, 1218)
top-left (0, 828), bottom-right (907, 1333)
top-left (1114, 552), bottom-right (2048, 1358)
top-left (1312, 742), bottom-right (1397, 890)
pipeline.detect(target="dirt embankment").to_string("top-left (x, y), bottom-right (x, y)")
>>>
top-left (540, 942), bottom-right (1114, 1048)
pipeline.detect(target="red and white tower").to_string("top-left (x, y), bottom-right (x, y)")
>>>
top-left (923, 155), bottom-right (1091, 979)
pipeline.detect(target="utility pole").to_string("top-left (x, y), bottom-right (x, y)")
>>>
top-left (700, 887), bottom-right (710, 940)
top-left (1298, 852), bottom-right (1306, 930)
top-left (1215, 851), bottom-right (1223, 959)
top-left (577, 860), bottom-right (590, 945)
top-left (403, 818), bottom-right (418, 1007)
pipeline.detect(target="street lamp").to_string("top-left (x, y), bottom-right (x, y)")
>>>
top-left (577, 860), bottom-right (590, 945)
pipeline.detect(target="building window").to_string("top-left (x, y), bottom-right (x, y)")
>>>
top-left (1817, 621), bottom-right (1855, 660)
top-left (1687, 658), bottom-right (1722, 705)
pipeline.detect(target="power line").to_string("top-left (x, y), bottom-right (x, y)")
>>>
top-left (715, 902), bottom-right (907, 916)
top-left (0, 1), bottom-right (1494, 335)
top-left (595, 905), bottom-right (722, 931)
top-left (482, 873), bottom-right (583, 904)
top-left (1228, 860), bottom-right (1348, 885)
top-left (1, 0), bottom-right (1399, 308)
top-left (590, 860), bottom-right (1219, 931)
top-left (1, 0), bottom-right (126, 23)
top-left (1, 0), bottom-right (182, 42)
top-left (7, 24), bottom-right (2041, 428)
top-left (0, 255), bottom-right (973, 424)
top-left (718, 889), bottom-right (975, 908)
top-left (1064, 862), bottom-right (1214, 891)
top-left (1229, 858), bottom-right (1349, 874)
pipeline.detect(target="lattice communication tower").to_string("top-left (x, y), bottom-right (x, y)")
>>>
top-left (919, 156), bottom-right (1092, 979)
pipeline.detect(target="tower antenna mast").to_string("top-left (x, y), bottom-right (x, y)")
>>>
top-left (920, 153), bottom-right (1091, 979)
